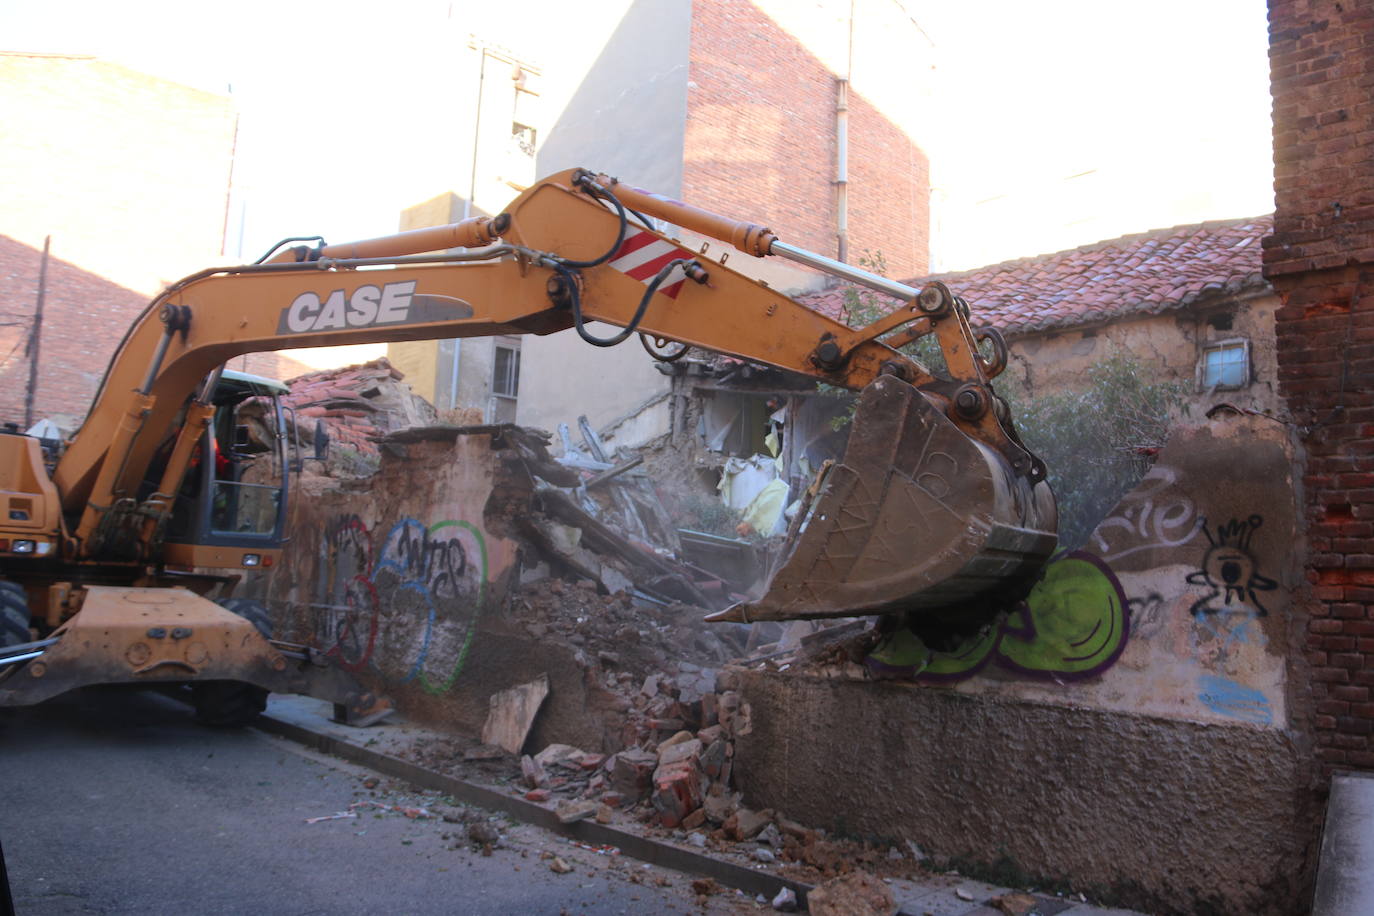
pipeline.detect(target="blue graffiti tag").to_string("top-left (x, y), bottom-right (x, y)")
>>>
top-left (1197, 674), bottom-right (1273, 725)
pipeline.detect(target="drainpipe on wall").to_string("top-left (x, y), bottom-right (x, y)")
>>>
top-left (835, 77), bottom-right (849, 265)
top-left (448, 339), bottom-right (462, 411)
top-left (835, 0), bottom-right (855, 264)
top-left (465, 45), bottom-right (490, 221)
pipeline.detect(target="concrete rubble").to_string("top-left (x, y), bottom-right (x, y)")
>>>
top-left (480, 674), bottom-right (549, 754)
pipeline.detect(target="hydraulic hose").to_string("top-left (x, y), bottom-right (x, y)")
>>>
top-left (563, 258), bottom-right (692, 348)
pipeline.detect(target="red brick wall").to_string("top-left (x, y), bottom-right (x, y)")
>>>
top-left (683, 1), bottom-right (929, 278)
top-left (0, 235), bottom-right (310, 431)
top-left (1265, 0), bottom-right (1374, 769)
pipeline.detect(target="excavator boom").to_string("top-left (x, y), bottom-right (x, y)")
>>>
top-left (48, 167), bottom-right (1055, 629)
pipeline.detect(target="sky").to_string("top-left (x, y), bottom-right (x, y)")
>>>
top-left (0, 0), bottom-right (1275, 359)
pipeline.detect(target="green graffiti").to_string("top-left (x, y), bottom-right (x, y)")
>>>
top-left (866, 551), bottom-right (1129, 683)
top-left (997, 553), bottom-right (1129, 678)
top-left (924, 627), bottom-right (998, 678)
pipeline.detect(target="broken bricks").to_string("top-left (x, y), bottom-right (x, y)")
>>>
top-left (608, 748), bottom-right (657, 800)
top-left (555, 799), bottom-right (600, 825)
top-left (650, 757), bottom-right (705, 828)
top-left (480, 674), bottom-right (549, 755)
top-left (520, 754), bottom-right (546, 788)
top-left (723, 806), bottom-right (772, 841)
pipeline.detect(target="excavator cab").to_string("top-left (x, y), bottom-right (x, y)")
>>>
top-left (162, 369), bottom-right (291, 566)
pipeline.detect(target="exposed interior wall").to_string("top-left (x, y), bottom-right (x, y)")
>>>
top-left (729, 415), bottom-right (1320, 913)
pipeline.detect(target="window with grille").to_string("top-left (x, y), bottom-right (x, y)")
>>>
top-left (1200, 340), bottom-right (1249, 390)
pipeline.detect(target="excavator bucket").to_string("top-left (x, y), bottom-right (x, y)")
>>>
top-left (708, 375), bottom-right (1058, 625)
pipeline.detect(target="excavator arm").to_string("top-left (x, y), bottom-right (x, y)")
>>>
top-left (55, 167), bottom-right (1056, 627)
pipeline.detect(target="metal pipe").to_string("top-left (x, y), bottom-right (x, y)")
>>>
top-left (0, 650), bottom-right (45, 668)
top-left (770, 240), bottom-right (916, 300)
top-left (196, 365), bottom-right (226, 404)
top-left (835, 78), bottom-right (849, 264)
top-left (0, 637), bottom-right (59, 657)
top-left (447, 339), bottom-right (462, 411)
top-left (836, 0), bottom-right (855, 264)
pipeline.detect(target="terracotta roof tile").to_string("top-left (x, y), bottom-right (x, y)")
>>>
top-left (276, 357), bottom-right (426, 458)
top-left (800, 214), bottom-right (1272, 336)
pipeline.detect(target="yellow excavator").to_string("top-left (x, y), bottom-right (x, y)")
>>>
top-left (0, 168), bottom-right (1056, 724)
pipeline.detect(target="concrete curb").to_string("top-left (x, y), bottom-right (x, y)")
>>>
top-left (257, 710), bottom-right (814, 906)
top-left (257, 707), bottom-right (1101, 916)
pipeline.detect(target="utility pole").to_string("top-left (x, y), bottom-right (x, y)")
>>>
top-left (23, 236), bottom-right (49, 429)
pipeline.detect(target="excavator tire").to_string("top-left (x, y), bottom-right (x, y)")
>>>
top-left (191, 597), bottom-right (272, 727)
top-left (0, 582), bottom-right (30, 648)
top-left (216, 597), bottom-right (273, 639)
top-left (192, 681), bottom-right (269, 727)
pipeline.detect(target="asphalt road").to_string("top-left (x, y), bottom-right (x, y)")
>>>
top-left (0, 689), bottom-right (747, 915)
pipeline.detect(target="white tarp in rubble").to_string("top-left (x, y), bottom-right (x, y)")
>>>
top-left (740, 477), bottom-right (788, 536)
top-left (718, 454), bottom-right (777, 510)
top-left (719, 453), bottom-right (788, 535)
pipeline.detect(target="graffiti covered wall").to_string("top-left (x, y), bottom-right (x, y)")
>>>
top-left (731, 415), bottom-right (1314, 915)
top-left (867, 414), bottom-right (1298, 729)
top-left (242, 426), bottom-right (625, 749)
top-left (246, 429), bottom-right (521, 724)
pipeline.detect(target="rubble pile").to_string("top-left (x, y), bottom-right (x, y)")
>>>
top-left (507, 673), bottom-right (754, 828)
top-left (499, 669), bottom-right (928, 894)
top-left (509, 581), bottom-right (742, 675)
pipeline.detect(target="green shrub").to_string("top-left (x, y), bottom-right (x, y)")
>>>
top-left (1000, 351), bottom-right (1186, 549)
top-left (822, 255), bottom-right (1183, 547)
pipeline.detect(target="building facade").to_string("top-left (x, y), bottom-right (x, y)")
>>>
top-left (388, 0), bottom-right (934, 440)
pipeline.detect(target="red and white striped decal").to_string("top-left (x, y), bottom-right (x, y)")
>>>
top-left (607, 230), bottom-right (687, 299)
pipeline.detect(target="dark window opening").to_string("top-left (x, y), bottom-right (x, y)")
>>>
top-left (494, 344), bottom-right (520, 398)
